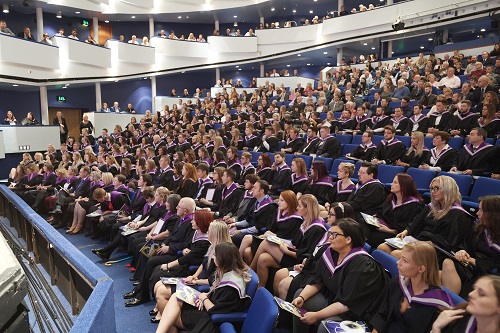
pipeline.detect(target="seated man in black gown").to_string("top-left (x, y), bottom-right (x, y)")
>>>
top-left (450, 127), bottom-right (494, 176)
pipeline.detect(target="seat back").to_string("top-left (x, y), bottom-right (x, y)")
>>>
top-left (447, 137), bottom-right (464, 150)
top-left (371, 250), bottom-right (398, 278)
top-left (438, 172), bottom-right (472, 198)
top-left (330, 158), bottom-right (354, 177)
top-left (285, 153), bottom-right (295, 166)
top-left (246, 269), bottom-right (259, 299)
top-left (442, 286), bottom-right (466, 305)
top-left (469, 177), bottom-right (500, 202)
top-left (335, 134), bottom-right (352, 145)
top-left (395, 135), bottom-right (411, 148)
top-left (314, 157), bottom-right (333, 171)
top-left (372, 135), bottom-right (384, 146)
top-left (377, 164), bottom-right (405, 185)
top-left (298, 155), bottom-right (313, 171)
top-left (342, 143), bottom-right (358, 156)
top-left (241, 288), bottom-right (278, 333)
top-left (352, 135), bottom-right (363, 145)
top-left (406, 168), bottom-right (436, 192)
top-left (250, 151), bottom-right (261, 166)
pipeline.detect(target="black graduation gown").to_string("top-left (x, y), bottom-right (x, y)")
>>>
top-left (373, 139), bottom-right (407, 164)
top-left (257, 136), bottom-right (279, 153)
top-left (175, 178), bottom-right (198, 198)
top-left (282, 137), bottom-right (305, 154)
top-left (368, 278), bottom-right (444, 333)
top-left (269, 213), bottom-right (303, 241)
top-left (426, 145), bottom-right (458, 172)
top-left (390, 116), bottom-right (410, 135)
top-left (400, 147), bottom-right (431, 168)
top-left (315, 137), bottom-right (341, 159)
top-left (270, 166), bottom-right (292, 195)
top-left (290, 174), bottom-right (308, 194)
top-left (445, 112), bottom-right (479, 137)
top-left (452, 143), bottom-right (494, 175)
top-left (256, 167), bottom-right (274, 184)
top-left (242, 135), bottom-right (260, 151)
top-left (346, 180), bottom-right (388, 220)
top-left (290, 221), bottom-right (327, 265)
top-left (480, 118), bottom-right (500, 138)
top-left (299, 137), bottom-right (320, 155)
top-left (349, 143), bottom-right (377, 161)
top-left (329, 181), bottom-right (355, 203)
top-left (350, 116), bottom-right (372, 132)
top-left (218, 185), bottom-right (244, 217)
top-left (405, 114), bottom-right (430, 135)
top-left (428, 111), bottom-right (454, 131)
top-left (304, 179), bottom-right (334, 204)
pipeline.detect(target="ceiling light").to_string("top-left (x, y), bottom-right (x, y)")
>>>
top-left (420, 46), bottom-right (424, 49)
top-left (114, 80), bottom-right (119, 82)
top-left (238, 68), bottom-right (241, 71)
top-left (293, 9), bottom-right (296, 13)
top-left (287, 64), bottom-right (290, 67)
top-left (178, 16), bottom-right (182, 19)
top-left (371, 47), bottom-right (375, 50)
top-left (233, 15), bottom-right (237, 18)
top-left (56, 11), bottom-right (62, 19)
top-left (327, 63), bottom-right (331, 65)
top-left (62, 86), bottom-right (67, 89)
top-left (307, 63), bottom-right (311, 66)
top-left (234, 22), bottom-right (238, 26)
top-left (236, 65), bottom-right (239, 68)
top-left (480, 28), bottom-right (485, 32)
top-left (105, 20), bottom-right (109, 23)
top-left (271, 7), bottom-right (275, 11)
top-left (131, 16), bottom-right (135, 19)
top-left (3, 4), bottom-right (8, 13)
top-left (75, 11), bottom-right (80, 14)
top-left (186, 16), bottom-right (189, 18)
top-left (428, 38), bottom-right (433, 41)
top-left (12, 84), bottom-right (18, 87)
top-left (391, 51), bottom-right (394, 54)
top-left (323, 51), bottom-right (328, 54)
top-left (363, 43), bottom-right (367, 45)
top-left (309, 10), bottom-right (313, 14)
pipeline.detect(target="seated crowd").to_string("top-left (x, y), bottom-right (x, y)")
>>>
top-left (5, 48), bottom-right (500, 333)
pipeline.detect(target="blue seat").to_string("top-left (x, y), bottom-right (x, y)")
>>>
top-left (458, 75), bottom-right (469, 85)
top-left (372, 135), bottom-right (384, 146)
top-left (219, 288), bottom-right (278, 333)
top-left (462, 177), bottom-right (500, 213)
top-left (443, 286), bottom-right (466, 305)
top-left (298, 155), bottom-right (313, 171)
top-left (267, 152), bottom-right (275, 162)
top-left (395, 135), bottom-right (411, 148)
top-left (448, 137), bottom-right (464, 151)
top-left (330, 158), bottom-right (354, 178)
top-left (213, 123), bottom-right (222, 130)
top-left (250, 151), bottom-right (261, 166)
top-left (423, 108), bottom-right (431, 115)
top-left (334, 111), bottom-right (342, 119)
top-left (406, 168), bottom-right (436, 194)
top-left (438, 172), bottom-right (473, 200)
top-left (424, 137), bottom-right (434, 149)
top-left (342, 143), bottom-right (358, 156)
top-left (211, 269), bottom-right (259, 324)
top-left (285, 153), bottom-right (295, 166)
top-left (377, 164), bottom-right (405, 186)
top-left (465, 138), bottom-right (494, 145)
top-left (335, 134), bottom-right (352, 145)
top-left (350, 160), bottom-right (364, 182)
top-left (277, 141), bottom-right (285, 151)
top-left (314, 156), bottom-right (333, 171)
top-left (352, 135), bottom-right (362, 145)
top-left (496, 139), bottom-right (500, 147)
top-left (319, 113), bottom-right (327, 120)
top-left (371, 250), bottom-right (399, 278)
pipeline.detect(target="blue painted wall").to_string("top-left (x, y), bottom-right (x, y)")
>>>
top-left (155, 70), bottom-right (216, 97)
top-left (101, 80), bottom-right (152, 113)
top-left (0, 90), bottom-right (41, 123)
top-left (47, 85), bottom-right (95, 111)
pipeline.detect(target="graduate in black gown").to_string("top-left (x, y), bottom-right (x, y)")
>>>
top-left (396, 131), bottom-right (431, 169)
top-left (291, 218), bottom-right (388, 333)
top-left (175, 163), bottom-right (199, 198)
top-left (302, 161), bottom-right (334, 204)
top-left (441, 196), bottom-right (500, 298)
top-left (329, 162), bottom-right (355, 202)
top-left (431, 275), bottom-right (500, 333)
top-left (369, 241), bottom-right (454, 333)
top-left (155, 242), bottom-right (252, 333)
top-left (289, 158), bottom-right (309, 194)
top-left (419, 131), bottom-right (457, 172)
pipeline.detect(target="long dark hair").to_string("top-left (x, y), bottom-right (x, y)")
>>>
top-left (212, 243), bottom-right (251, 290)
top-left (310, 161), bottom-right (329, 183)
top-left (387, 173), bottom-right (421, 203)
top-left (477, 196), bottom-right (500, 243)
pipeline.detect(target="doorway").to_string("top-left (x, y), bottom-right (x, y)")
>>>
top-left (89, 21), bottom-right (113, 45)
top-left (48, 108), bottom-right (83, 143)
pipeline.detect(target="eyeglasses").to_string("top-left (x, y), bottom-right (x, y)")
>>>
top-left (430, 186), bottom-right (441, 192)
top-left (328, 231), bottom-right (346, 239)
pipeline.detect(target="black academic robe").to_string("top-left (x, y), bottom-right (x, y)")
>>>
top-left (315, 136), bottom-right (341, 159)
top-left (452, 143), bottom-right (493, 175)
top-left (175, 178), bottom-right (199, 198)
top-left (218, 184), bottom-right (244, 217)
top-left (256, 167), bottom-right (274, 184)
top-left (290, 174), bottom-right (308, 194)
top-left (346, 180), bottom-right (388, 220)
top-left (303, 178), bottom-right (334, 204)
top-left (351, 116), bottom-right (372, 132)
top-left (405, 114), bottom-right (430, 135)
top-left (480, 118), bottom-right (500, 138)
top-left (291, 220), bottom-right (327, 264)
top-left (269, 213), bottom-right (303, 241)
top-left (373, 139), bottom-right (407, 164)
top-left (329, 181), bottom-right (355, 203)
top-left (349, 143), bottom-right (377, 161)
top-left (390, 116), bottom-right (410, 135)
top-left (299, 137), bottom-right (320, 155)
top-left (238, 164), bottom-right (256, 185)
top-left (370, 115), bottom-right (392, 132)
top-left (426, 145), bottom-right (457, 172)
top-left (400, 147), bottom-right (431, 168)
top-left (282, 137), bottom-right (305, 154)
top-left (270, 165), bottom-right (292, 195)
top-left (445, 112), bottom-right (479, 137)
top-left (242, 135), bottom-right (260, 151)
top-left (153, 168), bottom-right (174, 190)
top-left (428, 111), bottom-right (454, 131)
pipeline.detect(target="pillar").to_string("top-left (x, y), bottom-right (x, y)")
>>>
top-left (215, 68), bottom-right (220, 83)
top-left (386, 0), bottom-right (393, 4)
top-left (260, 64), bottom-right (265, 77)
top-left (93, 17), bottom-right (98, 42)
top-left (260, 17), bottom-right (264, 25)
top-left (151, 76), bottom-right (156, 112)
top-left (442, 29), bottom-right (448, 44)
top-left (214, 20), bottom-right (219, 31)
top-left (36, 7), bottom-right (43, 42)
top-left (40, 86), bottom-right (49, 125)
top-left (338, 0), bottom-right (344, 12)
top-left (95, 82), bottom-right (101, 112)
top-left (337, 47), bottom-right (343, 66)
top-left (387, 40), bottom-right (393, 58)
top-left (149, 17), bottom-right (154, 38)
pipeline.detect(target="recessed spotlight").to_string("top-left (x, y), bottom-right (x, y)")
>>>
top-left (327, 63), bottom-right (331, 65)
top-left (271, 7), bottom-right (275, 11)
top-left (131, 16), bottom-right (135, 19)
top-left (371, 47), bottom-right (376, 50)
top-left (307, 63), bottom-right (311, 66)
top-left (56, 11), bottom-right (62, 19)
top-left (391, 51), bottom-right (394, 54)
top-left (238, 68), bottom-right (241, 71)
top-left (287, 64), bottom-right (290, 67)
top-left (186, 16), bottom-right (189, 18)
top-left (178, 16), bottom-right (182, 19)
top-left (63, 86), bottom-right (67, 89)
top-left (75, 11), bottom-right (80, 14)
top-left (105, 20), bottom-right (109, 23)
top-left (2, 4), bottom-right (8, 13)
top-left (480, 28), bottom-right (485, 32)
top-left (309, 10), bottom-right (313, 14)
top-left (428, 38), bottom-right (433, 41)
top-left (233, 15), bottom-right (237, 18)
top-left (297, 54), bottom-right (301, 56)
top-left (12, 84), bottom-right (18, 87)
top-left (420, 46), bottom-right (424, 49)
top-left (323, 51), bottom-right (328, 54)
top-left (114, 80), bottom-right (119, 82)
top-left (363, 43), bottom-right (367, 45)
top-left (236, 65), bottom-right (239, 68)
top-left (293, 9), bottom-right (296, 13)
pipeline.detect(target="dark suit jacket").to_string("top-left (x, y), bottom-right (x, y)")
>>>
top-left (17, 32), bottom-right (35, 40)
top-left (471, 85), bottom-right (496, 106)
top-left (53, 117), bottom-right (68, 134)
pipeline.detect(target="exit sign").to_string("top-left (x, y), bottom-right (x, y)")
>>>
top-left (57, 95), bottom-right (66, 102)
top-left (82, 19), bottom-right (89, 27)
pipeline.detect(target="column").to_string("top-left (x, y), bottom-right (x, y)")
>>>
top-left (36, 7), bottom-right (44, 42)
top-left (386, 0), bottom-right (393, 4)
top-left (260, 17), bottom-right (264, 25)
top-left (387, 40), bottom-right (393, 58)
top-left (442, 29), bottom-right (448, 44)
top-left (151, 76), bottom-right (156, 112)
top-left (149, 17), bottom-right (154, 38)
top-left (260, 64), bottom-right (265, 77)
top-left (215, 68), bottom-right (220, 83)
top-left (93, 17), bottom-right (98, 43)
top-left (40, 86), bottom-right (49, 125)
top-left (95, 82), bottom-right (101, 112)
top-left (338, 0), bottom-right (344, 12)
top-left (214, 20), bottom-right (219, 32)
top-left (337, 47), bottom-right (343, 66)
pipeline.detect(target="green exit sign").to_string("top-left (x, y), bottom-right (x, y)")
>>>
top-left (57, 95), bottom-right (66, 102)
top-left (82, 19), bottom-right (89, 27)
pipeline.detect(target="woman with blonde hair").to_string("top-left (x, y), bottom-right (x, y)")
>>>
top-left (380, 176), bottom-right (475, 259)
top-left (397, 131), bottom-right (430, 168)
top-left (213, 136), bottom-right (226, 155)
top-left (369, 241), bottom-right (453, 333)
top-left (152, 220), bottom-right (230, 322)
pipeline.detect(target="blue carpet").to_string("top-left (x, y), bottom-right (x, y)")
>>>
top-left (57, 230), bottom-right (158, 333)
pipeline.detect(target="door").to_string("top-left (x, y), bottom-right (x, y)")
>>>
top-left (48, 108), bottom-right (83, 144)
top-left (89, 21), bottom-right (112, 45)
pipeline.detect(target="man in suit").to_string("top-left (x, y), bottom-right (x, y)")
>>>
top-left (471, 75), bottom-right (496, 107)
top-left (315, 126), bottom-right (341, 158)
top-left (329, 93), bottom-right (345, 112)
top-left (53, 111), bottom-right (68, 144)
top-left (481, 51), bottom-right (495, 67)
top-left (419, 83), bottom-right (437, 109)
top-left (17, 27), bottom-right (34, 40)
top-left (110, 101), bottom-right (121, 113)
